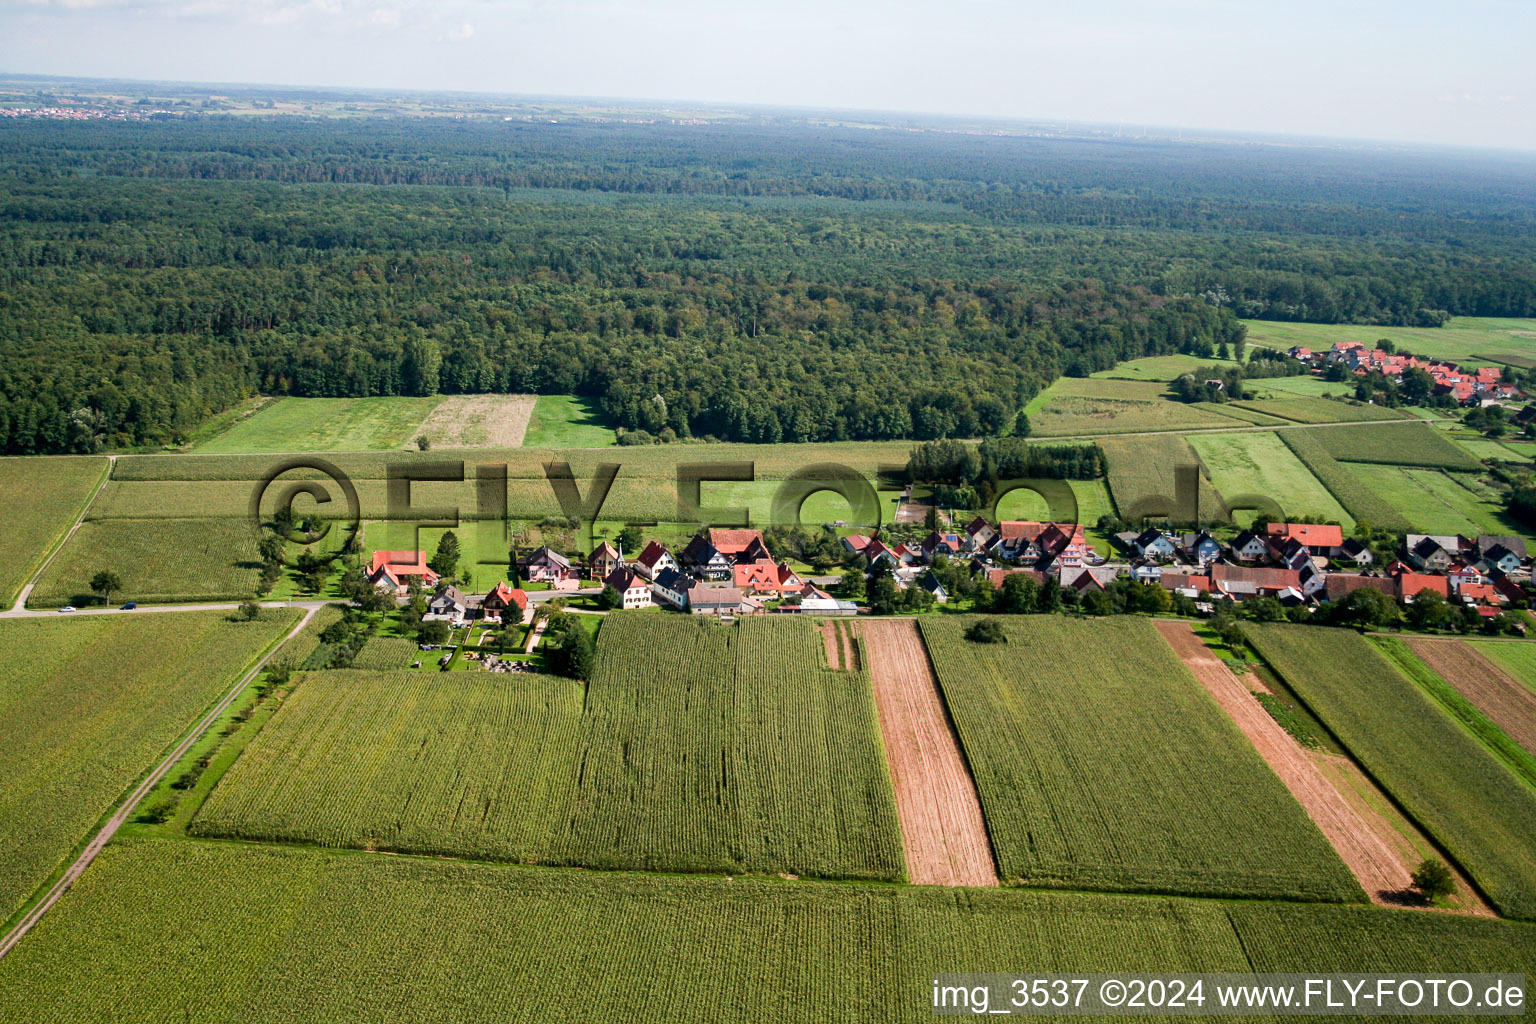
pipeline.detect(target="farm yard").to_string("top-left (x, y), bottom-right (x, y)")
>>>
top-left (1246, 625), bottom-right (1536, 921)
top-left (915, 616), bottom-right (1363, 902)
top-left (192, 616), bottom-right (904, 882)
top-left (0, 457), bottom-right (107, 607)
top-left (0, 611), bottom-right (299, 920)
top-left (1, 837), bottom-right (1532, 1024)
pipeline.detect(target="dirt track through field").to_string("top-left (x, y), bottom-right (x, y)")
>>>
top-left (858, 619), bottom-right (996, 887)
top-left (1154, 621), bottom-right (1415, 905)
top-left (1405, 638), bottom-right (1536, 757)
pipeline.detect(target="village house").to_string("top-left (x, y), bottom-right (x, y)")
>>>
top-left (424, 584), bottom-right (472, 625)
top-left (1476, 536), bottom-right (1527, 574)
top-left (994, 521), bottom-right (1048, 561)
top-left (1208, 562), bottom-right (1304, 602)
top-left (709, 528), bottom-right (772, 565)
top-left (963, 516), bottom-right (997, 553)
top-left (525, 546), bottom-right (575, 583)
top-left (1180, 531), bottom-right (1222, 565)
top-left (631, 540), bottom-right (679, 581)
top-left (680, 535), bottom-right (733, 580)
top-left (920, 531), bottom-right (963, 561)
top-left (1131, 528), bottom-right (1178, 562)
top-left (481, 582), bottom-right (530, 625)
top-left (368, 550), bottom-right (440, 597)
top-left (1266, 523), bottom-right (1343, 559)
top-left (918, 571), bottom-right (949, 603)
top-left (602, 567), bottom-right (653, 609)
top-left (1337, 537), bottom-right (1374, 566)
top-left (1229, 530), bottom-right (1270, 562)
top-left (651, 567), bottom-right (699, 610)
top-left (1406, 535), bottom-right (1461, 572)
top-left (733, 559), bottom-right (804, 597)
top-left (587, 541), bottom-right (622, 579)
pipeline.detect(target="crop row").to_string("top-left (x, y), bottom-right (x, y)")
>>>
top-left (1310, 421), bottom-right (1484, 470)
top-left (192, 615), bottom-right (904, 882)
top-left (917, 616), bottom-right (1363, 903)
top-left (0, 456), bottom-right (106, 606)
top-left (0, 611), bottom-right (298, 918)
top-left (1099, 436), bottom-right (1229, 525)
top-left (1276, 428), bottom-right (1412, 533)
top-left (2, 837), bottom-right (1531, 1023)
top-left (1246, 623), bottom-right (1536, 920)
top-left (1227, 396), bottom-right (1409, 425)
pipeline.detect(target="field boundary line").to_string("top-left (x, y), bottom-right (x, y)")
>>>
top-left (0, 605), bottom-right (317, 960)
top-left (7, 454), bottom-right (114, 612)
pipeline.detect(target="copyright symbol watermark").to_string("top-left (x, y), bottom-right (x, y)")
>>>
top-left (248, 458), bottom-right (361, 569)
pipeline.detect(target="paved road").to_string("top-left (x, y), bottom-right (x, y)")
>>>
top-left (0, 604), bottom-right (319, 961)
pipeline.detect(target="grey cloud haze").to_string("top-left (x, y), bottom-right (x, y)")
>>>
top-left (2, 0), bottom-right (1532, 150)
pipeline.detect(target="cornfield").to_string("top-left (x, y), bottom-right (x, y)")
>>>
top-left (1, 837), bottom-right (1530, 1024)
top-left (1247, 623), bottom-right (1536, 920)
top-left (192, 615), bottom-right (903, 881)
top-left (917, 615), bottom-right (1363, 902)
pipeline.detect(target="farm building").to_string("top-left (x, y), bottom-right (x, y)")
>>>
top-left (690, 585), bottom-right (752, 617)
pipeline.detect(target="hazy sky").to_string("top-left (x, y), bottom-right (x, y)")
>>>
top-left (2, 0), bottom-right (1532, 150)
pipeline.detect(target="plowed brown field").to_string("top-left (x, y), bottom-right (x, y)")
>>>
top-left (857, 618), bottom-right (996, 887)
top-left (1405, 638), bottom-right (1536, 757)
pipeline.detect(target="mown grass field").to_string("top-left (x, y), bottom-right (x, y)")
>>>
top-left (1310, 421), bottom-right (1484, 470)
top-left (1099, 435), bottom-right (1228, 524)
top-left (2, 838), bottom-right (1531, 1024)
top-left (1087, 353), bottom-right (1239, 381)
top-left (1226, 396), bottom-right (1409, 425)
top-left (193, 615), bottom-right (903, 881)
top-left (1246, 624), bottom-right (1536, 921)
top-left (1276, 429), bottom-right (1411, 533)
top-left (1243, 375), bottom-right (1355, 398)
top-left (0, 610), bottom-right (298, 920)
top-left (1346, 464), bottom-right (1525, 539)
top-left (917, 616), bottom-right (1362, 902)
top-left (520, 394), bottom-right (618, 448)
top-left (1241, 317), bottom-right (1536, 366)
top-left (1023, 377), bottom-right (1241, 436)
top-left (192, 397), bottom-right (443, 453)
top-left (0, 456), bottom-right (106, 606)
top-left (1188, 432), bottom-right (1352, 528)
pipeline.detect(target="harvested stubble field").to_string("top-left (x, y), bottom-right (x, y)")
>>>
top-left (0, 456), bottom-right (106, 605)
top-left (916, 616), bottom-right (1363, 902)
top-left (410, 394), bottom-right (537, 448)
top-left (1395, 638), bottom-right (1536, 766)
top-left (193, 615), bottom-right (903, 881)
top-left (1247, 624), bottom-right (1536, 921)
top-left (0, 610), bottom-right (299, 919)
top-left (3, 838), bottom-right (1532, 1024)
top-left (1472, 640), bottom-right (1536, 698)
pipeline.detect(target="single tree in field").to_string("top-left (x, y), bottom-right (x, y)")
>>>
top-left (90, 570), bottom-right (123, 607)
top-left (1411, 858), bottom-right (1455, 902)
top-left (237, 600), bottom-right (261, 621)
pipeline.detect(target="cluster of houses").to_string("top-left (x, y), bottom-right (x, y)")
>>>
top-left (1288, 341), bottom-right (1520, 405)
top-left (616, 530), bottom-right (857, 617)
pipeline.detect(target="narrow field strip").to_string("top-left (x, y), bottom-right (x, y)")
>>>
top-left (1403, 639), bottom-right (1536, 759)
top-left (857, 619), bottom-right (997, 887)
top-left (1153, 621), bottom-right (1419, 907)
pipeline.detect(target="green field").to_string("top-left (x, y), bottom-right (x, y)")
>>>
top-left (1099, 435), bottom-right (1228, 524)
top-left (1247, 624), bottom-right (1536, 921)
top-left (1346, 464), bottom-right (1525, 539)
top-left (193, 397), bottom-right (444, 453)
top-left (0, 610), bottom-right (298, 919)
top-left (1310, 421), bottom-right (1484, 470)
top-left (521, 395), bottom-right (617, 448)
top-left (1275, 429), bottom-right (1411, 533)
top-left (1088, 353), bottom-right (1240, 381)
top-left (0, 457), bottom-right (107, 606)
top-left (917, 616), bottom-right (1362, 902)
top-left (1188, 432), bottom-right (1352, 529)
top-left (4, 838), bottom-right (1533, 1024)
top-left (1243, 375), bottom-right (1355, 398)
top-left (994, 479), bottom-right (1115, 527)
top-left (1226, 396), bottom-right (1408, 425)
top-left (1024, 377), bottom-right (1241, 437)
top-left (193, 615), bottom-right (903, 881)
top-left (350, 636), bottom-right (429, 670)
top-left (1470, 642), bottom-right (1536, 698)
top-left (1242, 317), bottom-right (1536, 367)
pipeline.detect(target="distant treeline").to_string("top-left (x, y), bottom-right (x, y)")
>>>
top-left (1, 116), bottom-right (1533, 453)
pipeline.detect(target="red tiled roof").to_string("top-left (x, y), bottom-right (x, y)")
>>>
top-left (369, 550), bottom-right (436, 577)
top-left (1458, 583), bottom-right (1505, 605)
top-left (485, 582), bottom-right (528, 611)
top-left (1267, 523), bottom-right (1344, 549)
top-left (1324, 575), bottom-right (1395, 600)
top-left (733, 560), bottom-right (782, 591)
top-left (604, 567), bottom-right (645, 591)
top-left (998, 521), bottom-right (1048, 541)
top-left (1210, 563), bottom-right (1302, 591)
top-left (709, 529), bottom-right (765, 555)
top-left (985, 568), bottom-right (1046, 588)
top-left (635, 540), bottom-right (671, 569)
top-left (1396, 574), bottom-right (1449, 600)
top-left (843, 534), bottom-right (872, 552)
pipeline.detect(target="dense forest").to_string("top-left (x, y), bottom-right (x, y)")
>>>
top-left (2, 113), bottom-right (1534, 453)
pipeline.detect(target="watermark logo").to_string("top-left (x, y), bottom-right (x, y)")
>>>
top-left (248, 457), bottom-right (361, 568)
